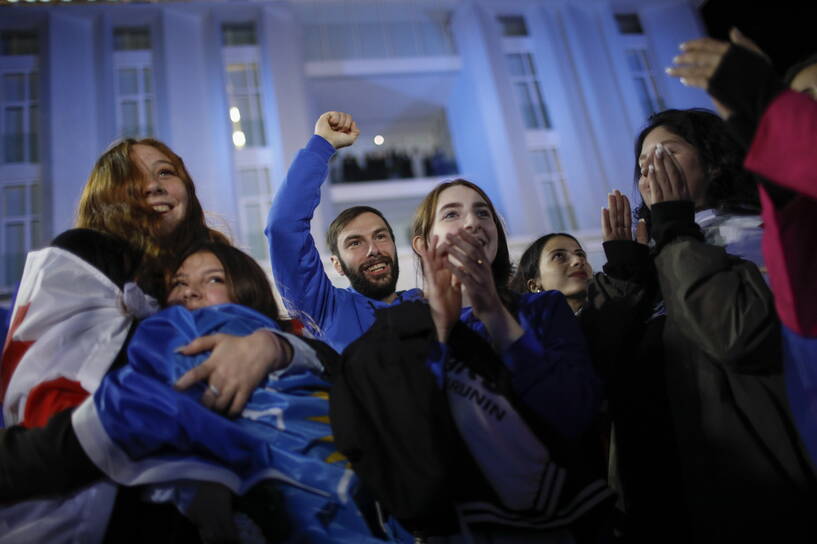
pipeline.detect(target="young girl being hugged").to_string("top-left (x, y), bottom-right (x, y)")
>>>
top-left (69, 241), bottom-right (380, 544)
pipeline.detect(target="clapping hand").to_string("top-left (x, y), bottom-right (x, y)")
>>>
top-left (442, 229), bottom-right (523, 350)
top-left (417, 234), bottom-right (461, 343)
top-left (442, 229), bottom-right (498, 321)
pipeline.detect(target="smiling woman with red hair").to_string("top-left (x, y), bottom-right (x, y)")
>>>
top-left (0, 138), bottom-right (311, 542)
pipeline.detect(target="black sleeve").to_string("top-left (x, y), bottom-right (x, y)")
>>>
top-left (649, 201), bottom-right (703, 254)
top-left (0, 408), bottom-right (102, 502)
top-left (708, 44), bottom-right (787, 147)
top-left (299, 336), bottom-right (341, 382)
top-left (707, 46), bottom-right (797, 209)
top-left (602, 240), bottom-right (653, 283)
top-left (51, 229), bottom-right (142, 291)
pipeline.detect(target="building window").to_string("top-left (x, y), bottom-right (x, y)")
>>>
top-left (2, 71), bottom-right (39, 164)
top-left (624, 48), bottom-right (665, 117)
top-left (499, 15), bottom-right (573, 229)
top-left (614, 14), bottom-right (665, 118)
top-left (222, 23), bottom-right (257, 47)
top-left (115, 65), bottom-right (154, 139)
top-left (2, 179), bottom-right (40, 286)
top-left (226, 64), bottom-right (266, 149)
top-left (614, 13), bottom-right (644, 35)
top-left (222, 23), bottom-right (272, 259)
top-left (113, 27), bottom-right (155, 139)
top-left (498, 15), bottom-right (529, 37)
top-left (236, 167), bottom-right (273, 261)
top-left (114, 27), bottom-right (151, 51)
top-left (1, 31), bottom-right (39, 56)
top-left (506, 52), bottom-right (552, 130)
top-left (530, 148), bottom-right (576, 231)
top-left (1, 31), bottom-right (41, 288)
top-left (303, 18), bottom-right (456, 62)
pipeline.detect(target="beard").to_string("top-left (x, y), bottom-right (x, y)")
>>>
top-left (341, 255), bottom-right (400, 301)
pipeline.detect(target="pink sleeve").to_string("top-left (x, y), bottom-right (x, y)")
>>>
top-left (758, 186), bottom-right (817, 336)
top-left (744, 90), bottom-right (817, 200)
top-left (746, 90), bottom-right (817, 335)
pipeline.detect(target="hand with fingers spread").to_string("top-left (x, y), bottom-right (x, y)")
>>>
top-left (175, 329), bottom-right (293, 417)
top-left (444, 229), bottom-right (523, 350)
top-left (601, 190), bottom-right (648, 244)
top-left (314, 111), bottom-right (360, 150)
top-left (647, 142), bottom-right (691, 205)
top-left (418, 234), bottom-right (462, 343)
top-left (665, 37), bottom-right (730, 89)
top-left (665, 28), bottom-right (768, 118)
top-left (443, 229), bottom-right (497, 317)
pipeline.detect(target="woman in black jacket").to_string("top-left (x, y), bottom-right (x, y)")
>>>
top-left (595, 109), bottom-right (817, 543)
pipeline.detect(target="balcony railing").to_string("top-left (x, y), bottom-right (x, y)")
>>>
top-left (330, 148), bottom-right (458, 184)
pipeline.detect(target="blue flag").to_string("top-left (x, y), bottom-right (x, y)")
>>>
top-left (73, 303), bottom-right (381, 543)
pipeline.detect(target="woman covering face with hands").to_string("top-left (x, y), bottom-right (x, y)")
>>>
top-left (593, 108), bottom-right (817, 543)
top-left (667, 27), bottom-right (817, 471)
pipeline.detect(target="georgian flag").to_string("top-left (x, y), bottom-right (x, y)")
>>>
top-left (0, 246), bottom-right (147, 544)
top-left (73, 304), bottom-right (379, 543)
top-left (0, 246), bottom-right (142, 428)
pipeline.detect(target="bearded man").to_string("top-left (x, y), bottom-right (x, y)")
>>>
top-left (266, 111), bottom-right (424, 353)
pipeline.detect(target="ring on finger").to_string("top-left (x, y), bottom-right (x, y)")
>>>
top-left (476, 259), bottom-right (484, 265)
top-left (208, 384), bottom-right (220, 397)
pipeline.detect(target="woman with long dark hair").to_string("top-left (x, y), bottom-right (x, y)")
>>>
top-left (598, 108), bottom-right (817, 542)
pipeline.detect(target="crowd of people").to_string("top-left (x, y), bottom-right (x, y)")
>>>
top-left (329, 147), bottom-right (459, 184)
top-left (0, 28), bottom-right (815, 544)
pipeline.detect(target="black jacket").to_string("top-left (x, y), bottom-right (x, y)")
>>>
top-left (585, 202), bottom-right (817, 542)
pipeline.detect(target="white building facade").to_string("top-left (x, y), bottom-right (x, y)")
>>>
top-left (0, 0), bottom-right (710, 295)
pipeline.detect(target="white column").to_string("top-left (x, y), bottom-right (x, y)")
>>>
top-left (257, 5), bottom-right (331, 253)
top-left (43, 11), bottom-right (101, 235)
top-left (448, 1), bottom-right (542, 238)
top-left (157, 7), bottom-right (237, 237)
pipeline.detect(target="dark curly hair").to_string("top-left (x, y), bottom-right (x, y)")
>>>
top-left (633, 108), bottom-right (759, 224)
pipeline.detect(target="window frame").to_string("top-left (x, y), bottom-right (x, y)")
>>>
top-left (113, 48), bottom-right (156, 140)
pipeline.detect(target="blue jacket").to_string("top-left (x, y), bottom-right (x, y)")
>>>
top-left (266, 135), bottom-right (424, 353)
top-left (429, 291), bottom-right (601, 440)
top-left (74, 303), bottom-right (382, 543)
